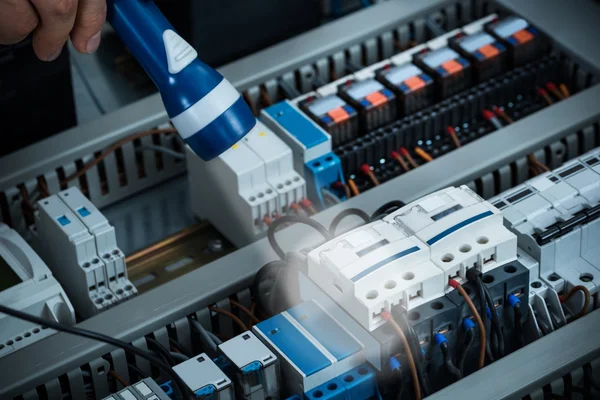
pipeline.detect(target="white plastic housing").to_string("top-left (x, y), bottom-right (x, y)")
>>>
top-left (307, 220), bottom-right (444, 331)
top-left (36, 196), bottom-right (118, 317)
top-left (385, 186), bottom-right (517, 289)
top-left (0, 223), bottom-right (75, 359)
top-left (57, 188), bottom-right (137, 301)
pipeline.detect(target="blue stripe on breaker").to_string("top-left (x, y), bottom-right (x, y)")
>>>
top-left (287, 301), bottom-right (362, 362)
top-left (351, 246), bottom-right (420, 282)
top-left (426, 211), bottom-right (494, 245)
top-left (256, 314), bottom-right (331, 376)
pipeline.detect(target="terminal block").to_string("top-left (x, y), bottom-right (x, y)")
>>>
top-left (336, 78), bottom-right (398, 132)
top-left (304, 152), bottom-right (346, 210)
top-left (413, 47), bottom-right (472, 100)
top-left (384, 186), bottom-right (517, 290)
top-left (303, 364), bottom-right (378, 400)
top-left (218, 331), bottom-right (281, 400)
top-left (307, 219), bottom-right (445, 331)
top-left (243, 120), bottom-right (307, 216)
top-left (375, 63), bottom-right (434, 117)
top-left (253, 300), bottom-right (364, 394)
top-left (0, 223), bottom-right (75, 359)
top-left (36, 195), bottom-right (119, 317)
top-left (102, 378), bottom-right (169, 400)
top-left (485, 16), bottom-right (547, 67)
top-left (57, 188), bottom-right (137, 302)
top-left (172, 354), bottom-right (234, 399)
top-left (299, 94), bottom-right (359, 147)
top-left (261, 101), bottom-right (332, 177)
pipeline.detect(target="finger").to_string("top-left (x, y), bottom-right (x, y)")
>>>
top-left (0, 0), bottom-right (39, 45)
top-left (30, 0), bottom-right (79, 61)
top-left (70, 0), bottom-right (106, 54)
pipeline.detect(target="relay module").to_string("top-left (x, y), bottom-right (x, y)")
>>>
top-left (0, 0), bottom-right (599, 399)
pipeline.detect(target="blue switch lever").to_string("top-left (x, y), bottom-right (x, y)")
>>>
top-left (107, 0), bottom-right (256, 160)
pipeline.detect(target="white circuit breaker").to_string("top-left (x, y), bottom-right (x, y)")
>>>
top-left (187, 120), bottom-right (307, 247)
top-left (490, 148), bottom-right (600, 297)
top-left (307, 185), bottom-right (517, 332)
top-left (35, 189), bottom-right (136, 318)
top-left (385, 185), bottom-right (517, 286)
top-left (0, 223), bottom-right (75, 359)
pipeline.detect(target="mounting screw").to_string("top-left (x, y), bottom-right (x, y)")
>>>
top-left (208, 239), bottom-right (224, 252)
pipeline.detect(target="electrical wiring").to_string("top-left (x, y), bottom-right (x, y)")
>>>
top-left (0, 304), bottom-right (194, 399)
top-left (278, 78), bottom-right (302, 99)
top-left (209, 306), bottom-right (249, 331)
top-left (414, 147), bottom-right (433, 163)
top-left (189, 318), bottom-right (218, 353)
top-left (559, 83), bottom-right (571, 98)
top-left (435, 334), bottom-right (462, 381)
top-left (329, 208), bottom-right (370, 236)
top-left (508, 294), bottom-right (525, 348)
top-left (399, 313), bottom-right (431, 396)
top-left (560, 285), bottom-right (591, 320)
top-left (169, 338), bottom-right (192, 358)
top-left (208, 330), bottom-right (223, 345)
top-left (446, 126), bottom-right (461, 148)
top-left (361, 164), bottom-right (380, 186)
top-left (229, 299), bottom-right (260, 325)
top-left (381, 312), bottom-right (421, 400)
top-left (348, 179), bottom-right (360, 196)
top-left (400, 147), bottom-right (419, 169)
top-left (127, 363), bottom-right (148, 380)
top-left (267, 215), bottom-right (331, 259)
top-left (146, 337), bottom-right (177, 366)
top-left (65, 128), bottom-right (177, 183)
top-left (170, 351), bottom-right (189, 363)
top-left (537, 87), bottom-right (554, 105)
top-left (389, 356), bottom-right (405, 400)
top-left (482, 281), bottom-right (505, 358)
top-left (448, 279), bottom-right (486, 369)
top-left (370, 200), bottom-right (406, 221)
top-left (457, 320), bottom-right (475, 376)
top-left (391, 150), bottom-right (410, 171)
top-left (136, 144), bottom-right (185, 160)
top-left (466, 269), bottom-right (495, 361)
top-left (300, 199), bottom-right (318, 215)
top-left (260, 85), bottom-right (274, 106)
top-left (109, 369), bottom-right (129, 387)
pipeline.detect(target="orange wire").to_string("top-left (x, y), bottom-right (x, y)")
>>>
top-left (492, 106), bottom-right (514, 124)
top-left (65, 128), bottom-right (177, 183)
top-left (446, 127), bottom-right (461, 148)
top-left (109, 370), bottom-right (129, 387)
top-left (560, 285), bottom-right (591, 320)
top-left (449, 280), bottom-right (486, 369)
top-left (559, 83), bottom-right (571, 98)
top-left (229, 299), bottom-right (260, 325)
top-left (209, 306), bottom-right (249, 331)
top-left (381, 312), bottom-right (421, 400)
top-left (414, 147), bottom-right (433, 163)
top-left (391, 151), bottom-right (410, 171)
top-left (401, 148), bottom-right (419, 169)
top-left (348, 179), bottom-right (360, 196)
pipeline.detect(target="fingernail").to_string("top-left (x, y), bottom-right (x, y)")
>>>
top-left (86, 31), bottom-right (102, 53)
top-left (46, 47), bottom-right (63, 61)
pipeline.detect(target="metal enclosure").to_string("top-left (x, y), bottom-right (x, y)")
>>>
top-left (1, 0), bottom-right (600, 398)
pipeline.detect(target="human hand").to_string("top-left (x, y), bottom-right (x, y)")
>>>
top-left (0, 0), bottom-right (107, 61)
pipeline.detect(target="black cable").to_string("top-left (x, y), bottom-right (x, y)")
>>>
top-left (467, 269), bottom-right (495, 363)
top-left (370, 200), bottom-right (406, 221)
top-left (399, 313), bottom-right (431, 396)
top-left (440, 341), bottom-right (462, 381)
top-left (0, 304), bottom-right (194, 399)
top-left (329, 208), bottom-right (370, 236)
top-left (146, 337), bottom-right (176, 366)
top-left (267, 215), bottom-right (331, 259)
top-left (513, 303), bottom-right (525, 348)
top-left (457, 328), bottom-right (474, 376)
top-left (169, 337), bottom-right (193, 358)
top-left (482, 283), bottom-right (505, 358)
top-left (127, 363), bottom-right (148, 380)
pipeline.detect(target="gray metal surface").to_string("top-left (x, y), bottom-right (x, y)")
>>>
top-left (498, 0), bottom-right (600, 74)
top-left (0, 0), bottom-right (446, 192)
top-left (1, 84), bottom-right (599, 398)
top-left (428, 309), bottom-right (600, 400)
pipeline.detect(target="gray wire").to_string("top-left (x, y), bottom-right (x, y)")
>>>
top-left (321, 188), bottom-right (342, 205)
top-left (207, 331), bottom-right (223, 345)
top-left (188, 319), bottom-right (218, 353)
top-left (170, 351), bottom-right (189, 363)
top-left (136, 145), bottom-right (185, 160)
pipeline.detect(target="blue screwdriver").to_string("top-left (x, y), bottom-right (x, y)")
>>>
top-left (107, 0), bottom-right (256, 160)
